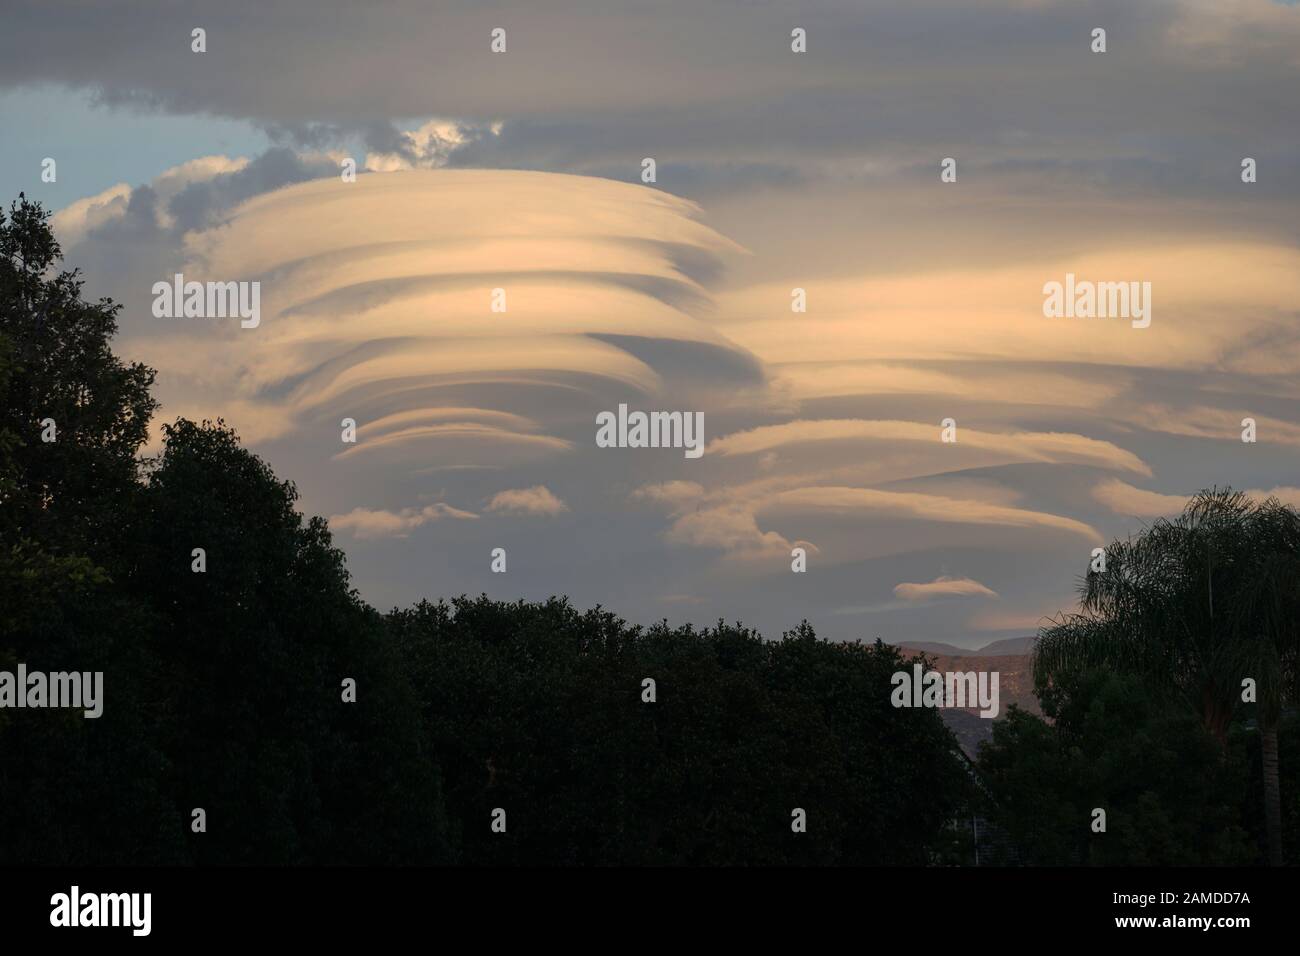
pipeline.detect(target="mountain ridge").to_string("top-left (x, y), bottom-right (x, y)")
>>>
top-left (892, 635), bottom-right (1036, 658)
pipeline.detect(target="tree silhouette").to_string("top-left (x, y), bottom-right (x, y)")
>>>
top-left (1034, 489), bottom-right (1300, 864)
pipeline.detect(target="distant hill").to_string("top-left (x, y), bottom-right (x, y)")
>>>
top-left (895, 635), bottom-right (1036, 657)
top-left (891, 636), bottom-right (1040, 757)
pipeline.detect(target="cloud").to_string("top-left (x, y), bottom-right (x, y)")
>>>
top-left (716, 246), bottom-right (1300, 389)
top-left (660, 504), bottom-right (816, 560)
top-left (24, 8), bottom-right (1299, 642)
top-left (631, 480), bottom-right (705, 512)
top-left (1092, 479), bottom-right (1189, 517)
top-left (6, 0), bottom-right (1299, 207)
top-left (485, 485), bottom-right (569, 516)
top-left (335, 422), bottom-right (573, 462)
top-left (364, 119), bottom-right (501, 171)
top-left (708, 419), bottom-right (1152, 476)
top-left (1120, 405), bottom-right (1300, 446)
top-left (893, 577), bottom-right (999, 603)
top-left (1252, 486), bottom-right (1300, 508)
top-left (329, 502), bottom-right (478, 539)
top-left (761, 487), bottom-right (1101, 543)
top-left (64, 168), bottom-right (748, 464)
top-left (49, 182), bottom-right (133, 247)
top-left (1094, 479), bottom-right (1300, 517)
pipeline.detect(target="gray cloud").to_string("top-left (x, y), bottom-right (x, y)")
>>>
top-left (3, 1), bottom-right (1297, 205)
top-left (167, 148), bottom-right (338, 232)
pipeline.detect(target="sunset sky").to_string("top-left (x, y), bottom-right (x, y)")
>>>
top-left (3, 0), bottom-right (1298, 646)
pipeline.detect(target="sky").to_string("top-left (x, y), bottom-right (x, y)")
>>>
top-left (2, 0), bottom-right (1298, 647)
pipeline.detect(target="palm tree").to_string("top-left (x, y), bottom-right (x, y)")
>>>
top-left (1226, 496), bottom-right (1300, 866)
top-left (1033, 488), bottom-right (1299, 865)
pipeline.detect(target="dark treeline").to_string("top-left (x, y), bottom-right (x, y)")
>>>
top-left (2, 197), bottom-right (1294, 865)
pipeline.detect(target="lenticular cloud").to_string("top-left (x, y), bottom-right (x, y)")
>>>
top-left (162, 169), bottom-right (748, 469)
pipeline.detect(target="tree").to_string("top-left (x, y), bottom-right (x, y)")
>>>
top-left (389, 598), bottom-right (973, 864)
top-left (1, 199), bottom-right (177, 863)
top-left (1, 196), bottom-right (449, 864)
top-left (977, 671), bottom-right (1254, 865)
top-left (126, 418), bottom-right (451, 863)
top-left (0, 194), bottom-right (157, 563)
top-left (1222, 496), bottom-right (1300, 866)
top-left (1033, 489), bottom-right (1300, 865)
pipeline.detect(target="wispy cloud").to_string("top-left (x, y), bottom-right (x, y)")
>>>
top-left (1094, 479), bottom-right (1300, 518)
top-left (329, 503), bottom-right (479, 539)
